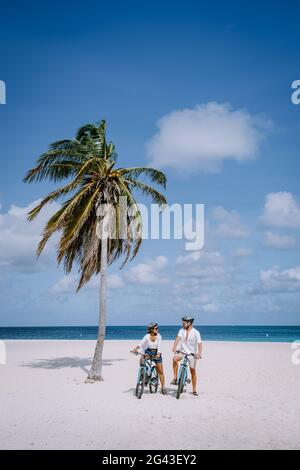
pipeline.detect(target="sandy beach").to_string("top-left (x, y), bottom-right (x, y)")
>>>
top-left (1, 339), bottom-right (299, 450)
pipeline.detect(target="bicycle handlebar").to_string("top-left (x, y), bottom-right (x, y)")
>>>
top-left (130, 351), bottom-right (154, 359)
top-left (175, 350), bottom-right (195, 357)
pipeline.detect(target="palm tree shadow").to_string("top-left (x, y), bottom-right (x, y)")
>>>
top-left (21, 357), bottom-right (125, 375)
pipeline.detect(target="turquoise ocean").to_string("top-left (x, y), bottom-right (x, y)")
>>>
top-left (0, 325), bottom-right (299, 342)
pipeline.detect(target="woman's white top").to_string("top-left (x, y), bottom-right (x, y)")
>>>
top-left (138, 333), bottom-right (162, 353)
top-left (177, 327), bottom-right (201, 354)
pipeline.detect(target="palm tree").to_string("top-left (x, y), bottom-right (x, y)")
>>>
top-left (24, 120), bottom-right (167, 381)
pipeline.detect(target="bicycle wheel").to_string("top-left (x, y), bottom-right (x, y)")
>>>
top-left (135, 367), bottom-right (146, 399)
top-left (149, 367), bottom-right (159, 394)
top-left (176, 367), bottom-right (186, 399)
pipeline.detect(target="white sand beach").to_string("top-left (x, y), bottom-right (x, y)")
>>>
top-left (1, 340), bottom-right (299, 450)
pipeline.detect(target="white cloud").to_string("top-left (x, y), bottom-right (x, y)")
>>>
top-left (263, 231), bottom-right (296, 249)
top-left (211, 206), bottom-right (250, 239)
top-left (176, 250), bottom-right (223, 267)
top-left (50, 274), bottom-right (78, 295)
top-left (202, 302), bottom-right (219, 313)
top-left (49, 273), bottom-right (125, 298)
top-left (106, 274), bottom-right (125, 289)
top-left (261, 192), bottom-right (300, 228)
top-left (0, 200), bottom-right (59, 272)
top-left (147, 102), bottom-right (271, 173)
top-left (176, 250), bottom-right (228, 284)
top-left (251, 266), bottom-right (300, 294)
top-left (126, 255), bottom-right (168, 285)
top-left (87, 274), bottom-right (125, 290)
top-left (171, 284), bottom-right (220, 313)
top-left (232, 247), bottom-right (252, 257)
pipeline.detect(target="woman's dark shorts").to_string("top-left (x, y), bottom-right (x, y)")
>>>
top-left (144, 348), bottom-right (163, 363)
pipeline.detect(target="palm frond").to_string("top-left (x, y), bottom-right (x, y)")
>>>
top-left (117, 167), bottom-right (167, 188)
top-left (75, 124), bottom-right (100, 142)
top-left (27, 158), bottom-right (104, 221)
top-left (58, 188), bottom-right (101, 256)
top-left (36, 182), bottom-right (96, 256)
top-left (124, 179), bottom-right (167, 206)
top-left (24, 118), bottom-right (167, 291)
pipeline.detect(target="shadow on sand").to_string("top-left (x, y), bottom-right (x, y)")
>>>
top-left (21, 357), bottom-right (125, 375)
top-left (124, 386), bottom-right (176, 397)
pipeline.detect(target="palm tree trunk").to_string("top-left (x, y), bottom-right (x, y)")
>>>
top-left (87, 234), bottom-right (108, 381)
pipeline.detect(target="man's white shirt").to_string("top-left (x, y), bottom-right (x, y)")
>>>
top-left (177, 327), bottom-right (201, 354)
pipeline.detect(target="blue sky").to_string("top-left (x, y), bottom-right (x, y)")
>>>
top-left (0, 0), bottom-right (300, 326)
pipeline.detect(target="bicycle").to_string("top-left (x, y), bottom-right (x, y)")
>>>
top-left (131, 351), bottom-right (159, 399)
top-left (176, 351), bottom-right (194, 399)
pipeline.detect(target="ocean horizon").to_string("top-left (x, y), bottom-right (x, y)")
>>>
top-left (0, 325), bottom-right (299, 342)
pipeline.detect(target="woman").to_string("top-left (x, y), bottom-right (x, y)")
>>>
top-left (132, 322), bottom-right (167, 395)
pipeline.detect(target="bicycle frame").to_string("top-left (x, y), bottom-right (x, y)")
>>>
top-left (177, 351), bottom-right (195, 391)
top-left (177, 354), bottom-right (190, 384)
top-left (135, 353), bottom-right (157, 386)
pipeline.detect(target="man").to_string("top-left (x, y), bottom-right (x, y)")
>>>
top-left (171, 315), bottom-right (202, 396)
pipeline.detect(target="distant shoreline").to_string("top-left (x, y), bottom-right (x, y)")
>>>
top-left (1, 325), bottom-right (299, 342)
top-left (3, 339), bottom-right (293, 344)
